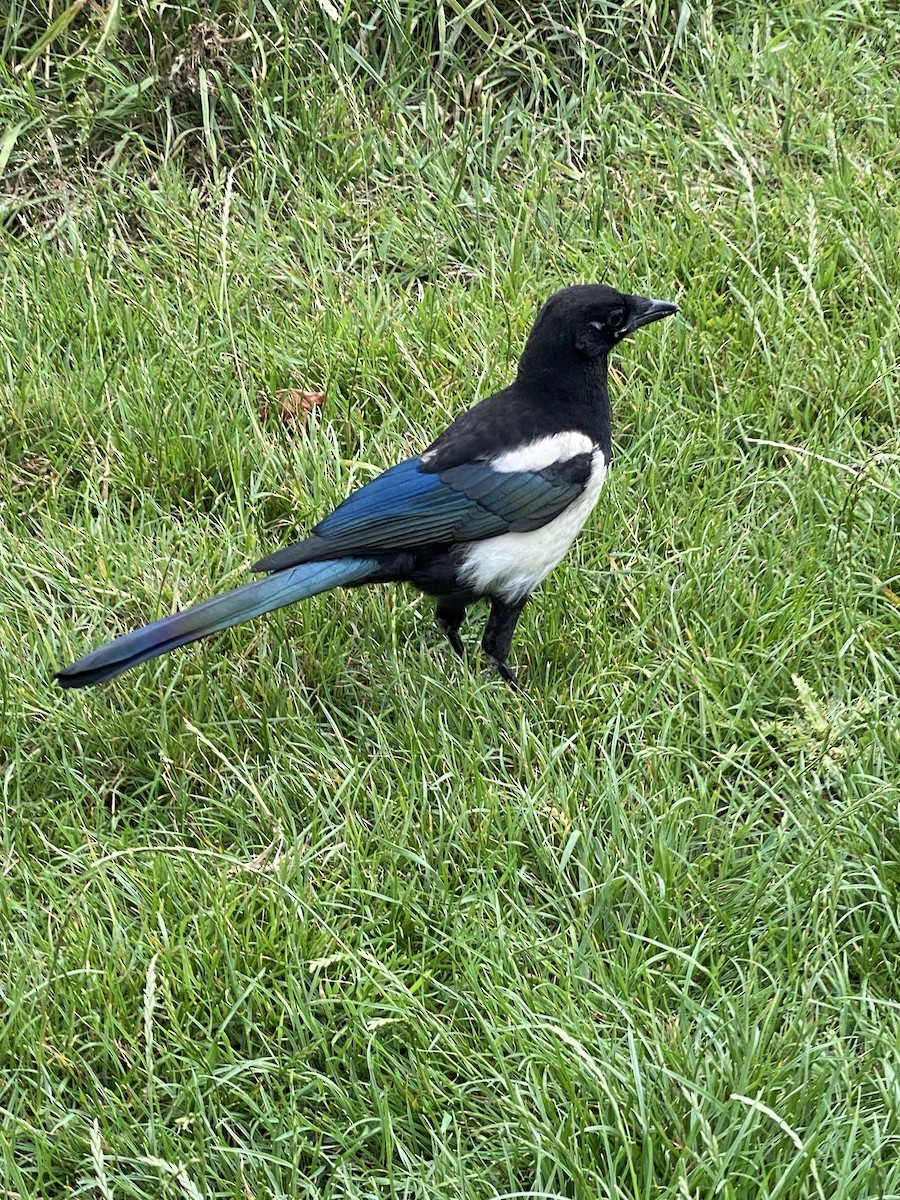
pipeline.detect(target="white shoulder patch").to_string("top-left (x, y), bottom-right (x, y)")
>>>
top-left (491, 430), bottom-right (594, 474)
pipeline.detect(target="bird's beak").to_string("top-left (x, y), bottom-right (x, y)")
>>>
top-left (627, 296), bottom-right (679, 332)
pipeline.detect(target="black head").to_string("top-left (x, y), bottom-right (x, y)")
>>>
top-left (518, 284), bottom-right (677, 387)
top-left (538, 283), bottom-right (677, 356)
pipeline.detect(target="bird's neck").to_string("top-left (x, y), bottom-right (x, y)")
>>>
top-left (517, 353), bottom-right (611, 455)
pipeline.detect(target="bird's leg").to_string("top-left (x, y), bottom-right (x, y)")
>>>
top-left (435, 599), bottom-right (467, 659)
top-left (481, 596), bottom-right (528, 687)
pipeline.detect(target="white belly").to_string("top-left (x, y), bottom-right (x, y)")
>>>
top-left (460, 448), bottom-right (608, 602)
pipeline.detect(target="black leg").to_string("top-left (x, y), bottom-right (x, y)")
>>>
top-left (481, 595), bottom-right (528, 687)
top-left (435, 599), bottom-right (467, 659)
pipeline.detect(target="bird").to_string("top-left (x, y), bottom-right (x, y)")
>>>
top-left (55, 285), bottom-right (677, 690)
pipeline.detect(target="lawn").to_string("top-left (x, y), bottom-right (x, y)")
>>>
top-left (1, 2), bottom-right (899, 1197)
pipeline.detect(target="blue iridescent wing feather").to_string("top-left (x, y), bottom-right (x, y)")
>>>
top-left (312, 454), bottom-right (589, 551)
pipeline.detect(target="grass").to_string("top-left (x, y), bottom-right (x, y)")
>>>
top-left (2, 1), bottom-right (900, 1196)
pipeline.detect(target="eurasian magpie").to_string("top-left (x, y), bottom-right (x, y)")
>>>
top-left (55, 285), bottom-right (676, 689)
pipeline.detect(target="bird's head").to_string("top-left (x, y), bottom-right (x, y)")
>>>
top-left (518, 284), bottom-right (678, 385)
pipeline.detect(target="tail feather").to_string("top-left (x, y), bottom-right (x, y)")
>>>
top-left (55, 557), bottom-right (376, 688)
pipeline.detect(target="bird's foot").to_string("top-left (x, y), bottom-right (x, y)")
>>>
top-left (437, 615), bottom-right (466, 659)
top-left (484, 655), bottom-right (520, 690)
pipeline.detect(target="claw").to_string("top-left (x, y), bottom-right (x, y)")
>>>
top-left (484, 656), bottom-right (520, 689)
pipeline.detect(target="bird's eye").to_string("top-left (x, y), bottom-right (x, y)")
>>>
top-left (590, 308), bottom-right (626, 334)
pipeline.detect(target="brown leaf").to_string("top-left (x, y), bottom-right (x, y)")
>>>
top-left (259, 387), bottom-right (325, 429)
top-left (875, 577), bottom-right (900, 610)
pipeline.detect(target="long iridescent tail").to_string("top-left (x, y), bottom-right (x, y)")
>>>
top-left (55, 557), bottom-right (376, 688)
